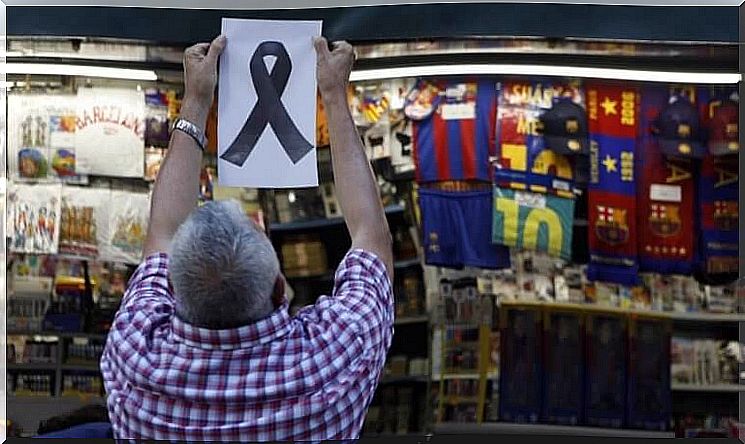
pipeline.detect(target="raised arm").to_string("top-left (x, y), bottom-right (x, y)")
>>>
top-left (143, 36), bottom-right (226, 257)
top-left (314, 37), bottom-right (393, 278)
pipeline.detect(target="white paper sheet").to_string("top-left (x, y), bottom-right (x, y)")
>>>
top-left (218, 18), bottom-right (321, 188)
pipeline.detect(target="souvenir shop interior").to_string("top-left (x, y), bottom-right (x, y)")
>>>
top-left (3, 3), bottom-right (743, 439)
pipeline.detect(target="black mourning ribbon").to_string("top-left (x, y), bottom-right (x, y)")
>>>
top-left (220, 41), bottom-right (313, 167)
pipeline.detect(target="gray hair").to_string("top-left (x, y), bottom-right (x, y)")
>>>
top-left (169, 199), bottom-right (280, 329)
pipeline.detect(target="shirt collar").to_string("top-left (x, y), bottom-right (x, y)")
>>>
top-left (171, 302), bottom-right (293, 350)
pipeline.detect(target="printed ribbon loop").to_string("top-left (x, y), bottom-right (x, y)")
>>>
top-left (221, 41), bottom-right (313, 166)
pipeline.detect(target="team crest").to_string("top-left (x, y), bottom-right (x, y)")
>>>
top-left (595, 206), bottom-right (629, 245)
top-left (649, 203), bottom-right (682, 237)
top-left (714, 200), bottom-right (738, 231)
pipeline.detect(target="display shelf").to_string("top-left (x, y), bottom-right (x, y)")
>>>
top-left (432, 372), bottom-right (499, 381)
top-left (61, 364), bottom-right (101, 372)
top-left (394, 315), bottom-right (428, 326)
top-left (394, 258), bottom-right (421, 269)
top-left (285, 271), bottom-right (334, 282)
top-left (7, 363), bottom-right (57, 371)
top-left (434, 422), bottom-right (674, 438)
top-left (269, 204), bottom-right (405, 232)
top-left (499, 300), bottom-right (745, 324)
top-left (380, 375), bottom-right (429, 384)
top-left (7, 331), bottom-right (108, 340)
top-left (668, 312), bottom-right (745, 323)
top-left (672, 383), bottom-right (743, 393)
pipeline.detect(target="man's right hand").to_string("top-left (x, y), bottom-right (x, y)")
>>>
top-left (314, 37), bottom-right (355, 101)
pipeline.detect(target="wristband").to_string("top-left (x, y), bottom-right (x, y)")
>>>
top-left (173, 117), bottom-right (207, 151)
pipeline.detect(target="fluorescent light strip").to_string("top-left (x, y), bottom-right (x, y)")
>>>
top-left (349, 64), bottom-right (742, 84)
top-left (2, 63), bottom-right (158, 81)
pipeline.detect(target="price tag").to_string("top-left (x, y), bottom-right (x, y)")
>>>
top-left (440, 103), bottom-right (475, 120)
top-left (650, 184), bottom-right (682, 202)
top-left (515, 191), bottom-right (546, 209)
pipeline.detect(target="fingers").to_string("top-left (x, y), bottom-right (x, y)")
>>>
top-left (185, 42), bottom-right (210, 58)
top-left (206, 35), bottom-right (227, 63)
top-left (313, 36), bottom-right (330, 58)
top-left (331, 40), bottom-right (354, 56)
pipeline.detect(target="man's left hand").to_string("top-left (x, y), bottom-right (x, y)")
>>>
top-left (182, 35), bottom-right (227, 125)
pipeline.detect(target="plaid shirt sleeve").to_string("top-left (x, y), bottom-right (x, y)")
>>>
top-left (100, 253), bottom-right (174, 407)
top-left (302, 249), bottom-right (394, 359)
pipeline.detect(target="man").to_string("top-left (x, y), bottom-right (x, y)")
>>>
top-left (101, 35), bottom-right (394, 441)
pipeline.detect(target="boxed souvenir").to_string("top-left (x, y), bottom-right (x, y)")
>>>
top-left (542, 306), bottom-right (584, 425)
top-left (671, 337), bottom-right (695, 384)
top-left (499, 304), bottom-right (542, 423)
top-left (626, 314), bottom-right (672, 431)
top-left (584, 312), bottom-right (627, 428)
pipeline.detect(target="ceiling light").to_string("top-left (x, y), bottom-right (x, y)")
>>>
top-left (349, 64), bottom-right (741, 84)
top-left (2, 63), bottom-right (157, 81)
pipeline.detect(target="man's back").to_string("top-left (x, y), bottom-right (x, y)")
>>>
top-left (101, 249), bottom-right (393, 441)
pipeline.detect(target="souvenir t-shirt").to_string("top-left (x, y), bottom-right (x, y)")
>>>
top-left (8, 182), bottom-right (62, 255)
top-left (75, 88), bottom-right (145, 178)
top-left (406, 79), bottom-right (496, 184)
top-left (495, 80), bottom-right (584, 198)
top-left (101, 191), bottom-right (150, 265)
top-left (492, 187), bottom-right (575, 261)
top-left (59, 186), bottom-right (111, 258)
top-left (8, 94), bottom-right (82, 181)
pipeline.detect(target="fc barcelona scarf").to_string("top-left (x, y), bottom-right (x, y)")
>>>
top-left (697, 87), bottom-right (739, 276)
top-left (586, 83), bottom-right (640, 286)
top-left (637, 86), bottom-right (696, 274)
top-left (699, 153), bottom-right (738, 276)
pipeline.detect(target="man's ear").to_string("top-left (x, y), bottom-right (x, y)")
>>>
top-left (272, 275), bottom-right (286, 308)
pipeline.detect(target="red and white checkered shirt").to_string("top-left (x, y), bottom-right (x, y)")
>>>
top-left (100, 249), bottom-right (394, 441)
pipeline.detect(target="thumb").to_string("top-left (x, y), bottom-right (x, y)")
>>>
top-left (206, 35), bottom-right (227, 62)
top-left (313, 36), bottom-right (330, 58)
